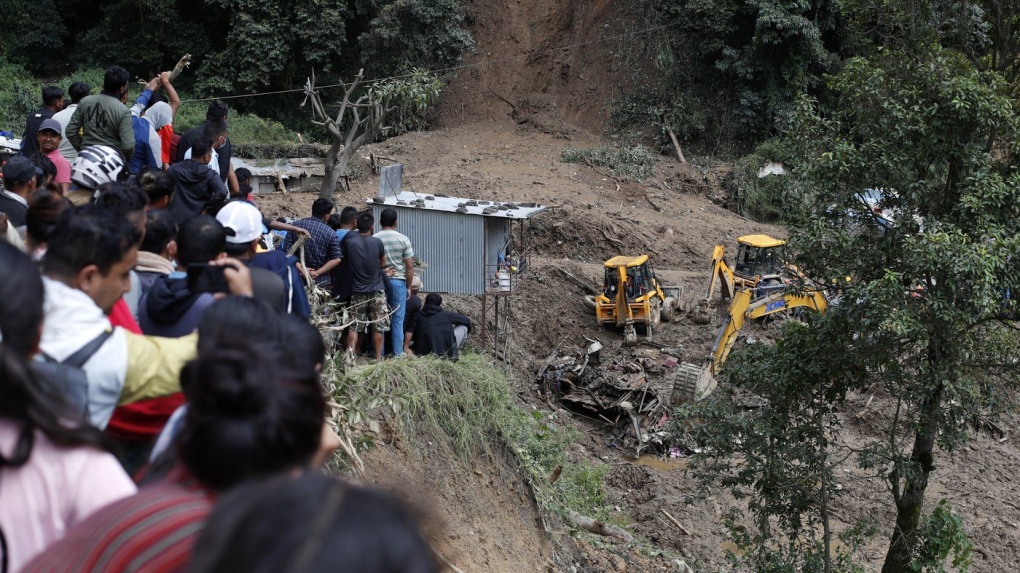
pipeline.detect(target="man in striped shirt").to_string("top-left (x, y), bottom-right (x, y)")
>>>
top-left (374, 208), bottom-right (414, 356)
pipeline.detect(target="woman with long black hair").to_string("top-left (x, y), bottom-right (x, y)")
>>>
top-left (0, 242), bottom-right (136, 571)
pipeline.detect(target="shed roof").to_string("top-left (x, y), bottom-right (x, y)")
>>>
top-left (366, 191), bottom-right (548, 220)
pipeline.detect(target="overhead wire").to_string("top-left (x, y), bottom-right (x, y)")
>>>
top-left (178, 21), bottom-right (681, 104)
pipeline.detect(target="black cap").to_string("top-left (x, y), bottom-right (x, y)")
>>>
top-left (3, 156), bottom-right (42, 186)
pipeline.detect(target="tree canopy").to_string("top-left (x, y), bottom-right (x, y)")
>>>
top-left (0, 0), bottom-right (472, 107)
top-left (678, 1), bottom-right (1020, 570)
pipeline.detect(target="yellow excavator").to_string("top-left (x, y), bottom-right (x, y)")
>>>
top-left (594, 255), bottom-right (673, 346)
top-left (673, 235), bottom-right (828, 403)
top-left (706, 234), bottom-right (790, 301)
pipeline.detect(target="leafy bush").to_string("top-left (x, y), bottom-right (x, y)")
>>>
top-left (56, 68), bottom-right (106, 96)
top-left (0, 59), bottom-right (41, 135)
top-left (357, 0), bottom-right (475, 73)
top-left (561, 144), bottom-right (659, 180)
top-left (222, 114), bottom-right (298, 145)
top-left (727, 137), bottom-right (802, 223)
top-left (170, 99), bottom-right (298, 146)
top-left (373, 69), bottom-right (445, 136)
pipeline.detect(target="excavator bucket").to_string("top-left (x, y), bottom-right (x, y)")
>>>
top-left (672, 362), bottom-right (717, 404)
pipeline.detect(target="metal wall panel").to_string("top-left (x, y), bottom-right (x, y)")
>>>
top-left (485, 219), bottom-right (509, 269)
top-left (372, 205), bottom-right (485, 294)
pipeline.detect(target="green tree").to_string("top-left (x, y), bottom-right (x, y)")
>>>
top-left (786, 42), bottom-right (1020, 572)
top-left (69, 0), bottom-right (217, 75)
top-left (614, 0), bottom-right (844, 152)
top-left (0, 0), bottom-right (67, 72)
top-left (301, 68), bottom-right (442, 197)
top-left (355, 0), bottom-right (475, 73)
top-left (679, 2), bottom-right (1020, 570)
top-left (676, 318), bottom-right (871, 573)
top-left (196, 0), bottom-right (349, 96)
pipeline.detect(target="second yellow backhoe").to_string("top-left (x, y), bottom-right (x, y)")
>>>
top-left (673, 236), bottom-right (829, 403)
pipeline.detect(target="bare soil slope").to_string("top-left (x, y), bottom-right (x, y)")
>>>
top-left (258, 123), bottom-right (1020, 571)
top-left (436, 0), bottom-right (654, 133)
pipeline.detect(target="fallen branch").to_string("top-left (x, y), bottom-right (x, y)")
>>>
top-left (488, 88), bottom-right (518, 111)
top-left (855, 395), bottom-right (874, 417)
top-left (660, 508), bottom-right (691, 536)
top-left (335, 428), bottom-right (366, 480)
top-left (429, 543), bottom-right (465, 573)
top-left (567, 511), bottom-right (634, 543)
top-left (667, 128), bottom-right (687, 164)
top-left (599, 227), bottom-right (625, 249)
top-left (287, 235), bottom-right (308, 258)
top-left (644, 192), bottom-right (663, 212)
top-left (275, 169), bottom-right (288, 195)
top-left (552, 267), bottom-right (599, 296)
top-left (168, 54), bottom-right (192, 82)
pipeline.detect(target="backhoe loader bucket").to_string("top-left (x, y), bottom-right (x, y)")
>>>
top-left (672, 362), bottom-right (717, 404)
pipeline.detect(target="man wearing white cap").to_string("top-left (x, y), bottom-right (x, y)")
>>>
top-left (216, 200), bottom-right (292, 315)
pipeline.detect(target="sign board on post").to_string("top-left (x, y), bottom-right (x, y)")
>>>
top-left (378, 164), bottom-right (403, 198)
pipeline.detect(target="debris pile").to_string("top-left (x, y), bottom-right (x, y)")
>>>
top-left (536, 339), bottom-right (685, 456)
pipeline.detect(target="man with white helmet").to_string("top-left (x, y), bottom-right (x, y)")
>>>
top-left (68, 145), bottom-right (126, 205)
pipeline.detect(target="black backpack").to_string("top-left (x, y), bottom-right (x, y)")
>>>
top-left (31, 330), bottom-right (113, 421)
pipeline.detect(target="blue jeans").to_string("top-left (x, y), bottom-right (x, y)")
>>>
top-left (387, 278), bottom-right (407, 355)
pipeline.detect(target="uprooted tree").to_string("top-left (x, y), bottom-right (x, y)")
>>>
top-left (302, 69), bottom-right (441, 198)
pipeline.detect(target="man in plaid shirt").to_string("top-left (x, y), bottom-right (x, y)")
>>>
top-left (283, 198), bottom-right (342, 289)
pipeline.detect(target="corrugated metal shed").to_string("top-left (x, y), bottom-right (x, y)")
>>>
top-left (368, 192), bottom-right (547, 295)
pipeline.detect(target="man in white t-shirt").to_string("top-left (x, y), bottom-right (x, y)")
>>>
top-left (51, 82), bottom-right (91, 164)
top-left (183, 120), bottom-right (227, 177)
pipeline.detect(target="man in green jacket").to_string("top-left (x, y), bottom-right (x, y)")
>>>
top-left (66, 66), bottom-right (135, 162)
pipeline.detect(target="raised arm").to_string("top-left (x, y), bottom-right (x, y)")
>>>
top-left (159, 72), bottom-right (181, 117)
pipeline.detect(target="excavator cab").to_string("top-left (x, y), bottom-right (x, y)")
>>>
top-left (733, 235), bottom-right (787, 281)
top-left (595, 255), bottom-right (669, 345)
top-left (707, 234), bottom-right (789, 301)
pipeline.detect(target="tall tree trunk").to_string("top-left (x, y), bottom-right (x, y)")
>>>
top-left (881, 381), bottom-right (943, 573)
top-left (319, 140), bottom-right (342, 199)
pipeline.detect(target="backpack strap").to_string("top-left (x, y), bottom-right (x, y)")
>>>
top-left (62, 330), bottom-right (114, 369)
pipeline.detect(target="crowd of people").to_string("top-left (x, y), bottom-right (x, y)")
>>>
top-left (0, 64), bottom-right (480, 571)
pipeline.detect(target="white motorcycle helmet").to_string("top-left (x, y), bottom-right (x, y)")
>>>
top-left (71, 145), bottom-right (126, 193)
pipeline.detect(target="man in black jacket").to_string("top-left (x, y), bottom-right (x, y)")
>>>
top-left (21, 85), bottom-right (63, 157)
top-left (167, 137), bottom-right (227, 223)
top-left (175, 100), bottom-right (238, 195)
top-left (413, 293), bottom-right (471, 360)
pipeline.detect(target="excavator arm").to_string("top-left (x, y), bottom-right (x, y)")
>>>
top-left (706, 244), bottom-right (735, 301)
top-left (711, 288), bottom-right (828, 374)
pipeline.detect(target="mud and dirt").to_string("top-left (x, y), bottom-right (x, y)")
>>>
top-left (256, 119), bottom-right (1020, 572)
